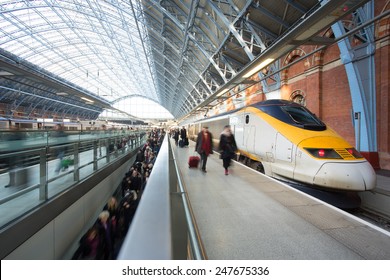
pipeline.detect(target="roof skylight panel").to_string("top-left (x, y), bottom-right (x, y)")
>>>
top-left (0, 17), bottom-right (20, 37)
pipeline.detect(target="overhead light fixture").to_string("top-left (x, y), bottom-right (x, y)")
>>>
top-left (243, 58), bottom-right (275, 78)
top-left (81, 97), bottom-right (94, 103)
top-left (216, 88), bottom-right (229, 97)
top-left (0, 70), bottom-right (14, 76)
top-left (56, 92), bottom-right (68, 96)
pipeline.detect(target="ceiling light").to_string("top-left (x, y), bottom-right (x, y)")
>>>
top-left (56, 92), bottom-right (68, 96)
top-left (216, 88), bottom-right (229, 97)
top-left (81, 97), bottom-right (94, 103)
top-left (0, 70), bottom-right (14, 76)
top-left (243, 58), bottom-right (275, 78)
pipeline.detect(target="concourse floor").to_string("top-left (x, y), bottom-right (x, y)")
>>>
top-left (171, 139), bottom-right (390, 260)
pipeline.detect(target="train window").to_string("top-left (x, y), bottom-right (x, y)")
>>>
top-left (282, 106), bottom-right (323, 126)
top-left (260, 103), bottom-right (326, 131)
top-left (245, 115), bottom-right (249, 124)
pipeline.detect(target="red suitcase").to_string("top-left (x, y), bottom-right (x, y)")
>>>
top-left (188, 156), bottom-right (200, 168)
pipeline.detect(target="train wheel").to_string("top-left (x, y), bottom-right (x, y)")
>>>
top-left (246, 159), bottom-right (265, 174)
top-left (256, 162), bottom-right (265, 174)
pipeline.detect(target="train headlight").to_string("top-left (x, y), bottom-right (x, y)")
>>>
top-left (304, 148), bottom-right (342, 159)
top-left (347, 148), bottom-right (364, 159)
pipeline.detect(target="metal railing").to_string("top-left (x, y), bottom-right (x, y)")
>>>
top-left (117, 134), bottom-right (206, 260)
top-left (0, 129), bottom-right (147, 229)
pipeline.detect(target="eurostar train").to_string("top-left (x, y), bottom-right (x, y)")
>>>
top-left (187, 99), bottom-right (376, 192)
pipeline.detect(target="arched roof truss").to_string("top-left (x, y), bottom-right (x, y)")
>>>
top-left (0, 0), bottom-right (371, 120)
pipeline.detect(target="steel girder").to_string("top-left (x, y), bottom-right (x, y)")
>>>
top-left (140, 0), bottom-right (314, 117)
top-left (331, 1), bottom-right (376, 152)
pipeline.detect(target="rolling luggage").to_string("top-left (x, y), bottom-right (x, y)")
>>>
top-left (179, 139), bottom-right (185, 148)
top-left (188, 155), bottom-right (200, 168)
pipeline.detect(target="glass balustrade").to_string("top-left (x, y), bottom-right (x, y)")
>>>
top-left (0, 129), bottom-right (147, 229)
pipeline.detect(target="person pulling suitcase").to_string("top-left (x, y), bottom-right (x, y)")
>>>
top-left (195, 126), bottom-right (213, 173)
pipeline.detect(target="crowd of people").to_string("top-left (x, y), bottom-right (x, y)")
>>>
top-left (71, 128), bottom-right (165, 260)
top-left (71, 124), bottom-right (238, 259)
top-left (171, 125), bottom-right (238, 175)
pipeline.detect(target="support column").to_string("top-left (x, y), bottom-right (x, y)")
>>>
top-left (331, 2), bottom-right (379, 168)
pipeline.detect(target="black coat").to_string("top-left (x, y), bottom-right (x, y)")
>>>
top-left (180, 128), bottom-right (187, 139)
top-left (219, 133), bottom-right (237, 159)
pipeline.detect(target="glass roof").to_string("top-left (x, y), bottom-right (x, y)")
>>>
top-left (0, 0), bottom-right (345, 120)
top-left (0, 0), bottom-right (160, 118)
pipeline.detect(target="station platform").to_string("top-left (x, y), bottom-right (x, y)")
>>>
top-left (171, 139), bottom-right (390, 259)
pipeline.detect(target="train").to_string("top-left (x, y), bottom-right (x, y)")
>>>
top-left (0, 117), bottom-right (143, 131)
top-left (186, 99), bottom-right (376, 192)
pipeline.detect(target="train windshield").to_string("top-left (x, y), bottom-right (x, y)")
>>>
top-left (260, 104), bottom-right (326, 131)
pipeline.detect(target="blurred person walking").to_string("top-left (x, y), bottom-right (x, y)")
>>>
top-left (195, 126), bottom-right (213, 173)
top-left (218, 125), bottom-right (237, 175)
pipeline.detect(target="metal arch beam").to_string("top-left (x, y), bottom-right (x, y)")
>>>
top-left (250, 3), bottom-right (291, 29)
top-left (140, 0), bottom-right (263, 112)
top-left (331, 2), bottom-right (376, 153)
top-left (110, 94), bottom-right (163, 106)
top-left (147, 31), bottom-right (214, 108)
top-left (214, 52), bottom-right (237, 79)
top-left (187, 19), bottom-right (221, 58)
top-left (199, 70), bottom-right (222, 96)
top-left (0, 86), bottom-right (102, 115)
top-left (196, 18), bottom-right (221, 50)
top-left (198, 5), bottom-right (228, 40)
top-left (175, 75), bottom-right (204, 102)
top-left (144, 0), bottom-right (254, 94)
top-left (176, 2), bottom-right (241, 99)
top-left (283, 0), bottom-right (308, 14)
top-left (186, 0), bottom-right (372, 120)
top-left (245, 18), bottom-right (278, 40)
top-left (208, 0), bottom-right (255, 61)
top-left (142, 34), bottom-right (199, 109)
top-left (242, 20), bottom-right (267, 52)
top-left (0, 85), bottom-right (102, 114)
top-left (189, 37), bottom-right (229, 83)
top-left (141, 4), bottom-right (209, 103)
top-left (192, 1), bottom-right (273, 100)
top-left (144, 0), bottom-right (186, 31)
top-left (177, 0), bottom-right (201, 71)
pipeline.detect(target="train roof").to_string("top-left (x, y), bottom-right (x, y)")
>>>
top-left (250, 99), bottom-right (326, 131)
top-left (196, 99), bottom-right (297, 123)
top-left (252, 99), bottom-right (297, 107)
top-left (196, 99), bottom-right (326, 131)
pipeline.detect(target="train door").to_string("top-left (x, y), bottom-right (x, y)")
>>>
top-left (273, 132), bottom-right (294, 178)
top-left (244, 114), bottom-right (256, 154)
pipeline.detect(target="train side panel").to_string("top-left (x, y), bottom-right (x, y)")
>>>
top-left (272, 132), bottom-right (295, 180)
top-left (231, 110), bottom-right (278, 176)
top-left (293, 148), bottom-right (320, 185)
